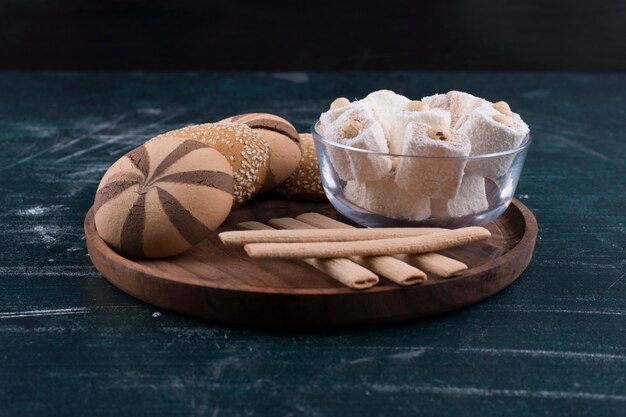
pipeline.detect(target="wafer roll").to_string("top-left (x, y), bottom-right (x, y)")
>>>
top-left (219, 227), bottom-right (444, 246)
top-left (396, 253), bottom-right (468, 278)
top-left (237, 221), bottom-right (378, 290)
top-left (295, 213), bottom-right (468, 277)
top-left (244, 227), bottom-right (490, 259)
top-left (267, 217), bottom-right (317, 230)
top-left (294, 213), bottom-right (357, 229)
top-left (268, 217), bottom-right (426, 286)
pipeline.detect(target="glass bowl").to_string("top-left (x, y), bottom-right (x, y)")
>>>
top-left (311, 120), bottom-right (531, 228)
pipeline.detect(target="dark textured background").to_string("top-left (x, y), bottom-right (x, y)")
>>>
top-left (1, 0), bottom-right (625, 71)
top-left (0, 72), bottom-right (625, 416)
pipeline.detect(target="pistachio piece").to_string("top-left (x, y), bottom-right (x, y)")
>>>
top-left (330, 97), bottom-right (351, 110)
top-left (493, 113), bottom-right (516, 128)
top-left (493, 101), bottom-right (513, 116)
top-left (427, 127), bottom-right (451, 141)
top-left (406, 100), bottom-right (429, 112)
top-left (340, 120), bottom-right (362, 138)
top-left (390, 157), bottom-right (398, 172)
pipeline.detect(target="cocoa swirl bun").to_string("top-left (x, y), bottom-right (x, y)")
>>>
top-left (94, 136), bottom-right (233, 258)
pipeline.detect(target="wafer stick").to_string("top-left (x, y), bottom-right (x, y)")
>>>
top-left (295, 213), bottom-right (358, 230)
top-left (267, 217), bottom-right (317, 230)
top-left (296, 213), bottom-right (468, 277)
top-left (397, 253), bottom-right (467, 278)
top-left (236, 221), bottom-right (379, 290)
top-left (268, 217), bottom-right (427, 286)
top-left (244, 227), bottom-right (491, 259)
top-left (219, 227), bottom-right (445, 246)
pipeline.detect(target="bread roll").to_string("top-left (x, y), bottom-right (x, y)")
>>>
top-left (275, 133), bottom-right (327, 202)
top-left (219, 113), bottom-right (301, 190)
top-left (94, 136), bottom-right (233, 258)
top-left (156, 123), bottom-right (270, 208)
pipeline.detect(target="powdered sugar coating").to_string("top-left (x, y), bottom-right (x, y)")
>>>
top-left (323, 102), bottom-right (391, 182)
top-left (390, 108), bottom-right (452, 153)
top-left (395, 123), bottom-right (470, 198)
top-left (421, 93), bottom-right (450, 110)
top-left (460, 104), bottom-right (530, 178)
top-left (431, 173), bottom-right (488, 218)
top-left (363, 89), bottom-right (410, 145)
top-left (344, 176), bottom-right (431, 221)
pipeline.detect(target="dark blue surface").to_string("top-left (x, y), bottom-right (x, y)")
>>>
top-left (0, 72), bottom-right (624, 416)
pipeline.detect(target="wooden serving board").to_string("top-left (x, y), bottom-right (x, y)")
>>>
top-left (84, 196), bottom-right (537, 327)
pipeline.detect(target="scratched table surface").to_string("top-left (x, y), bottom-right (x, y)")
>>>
top-left (0, 72), bottom-right (624, 417)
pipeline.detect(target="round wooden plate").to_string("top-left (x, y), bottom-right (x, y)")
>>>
top-left (84, 197), bottom-right (537, 327)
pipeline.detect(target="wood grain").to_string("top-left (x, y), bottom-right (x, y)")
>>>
top-left (84, 197), bottom-right (537, 326)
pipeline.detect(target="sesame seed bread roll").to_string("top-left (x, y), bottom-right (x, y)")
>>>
top-left (156, 123), bottom-right (270, 207)
top-left (219, 113), bottom-right (301, 190)
top-left (93, 136), bottom-right (234, 258)
top-left (275, 133), bottom-right (327, 202)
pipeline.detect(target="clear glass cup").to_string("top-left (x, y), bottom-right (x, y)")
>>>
top-left (311, 121), bottom-right (531, 228)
